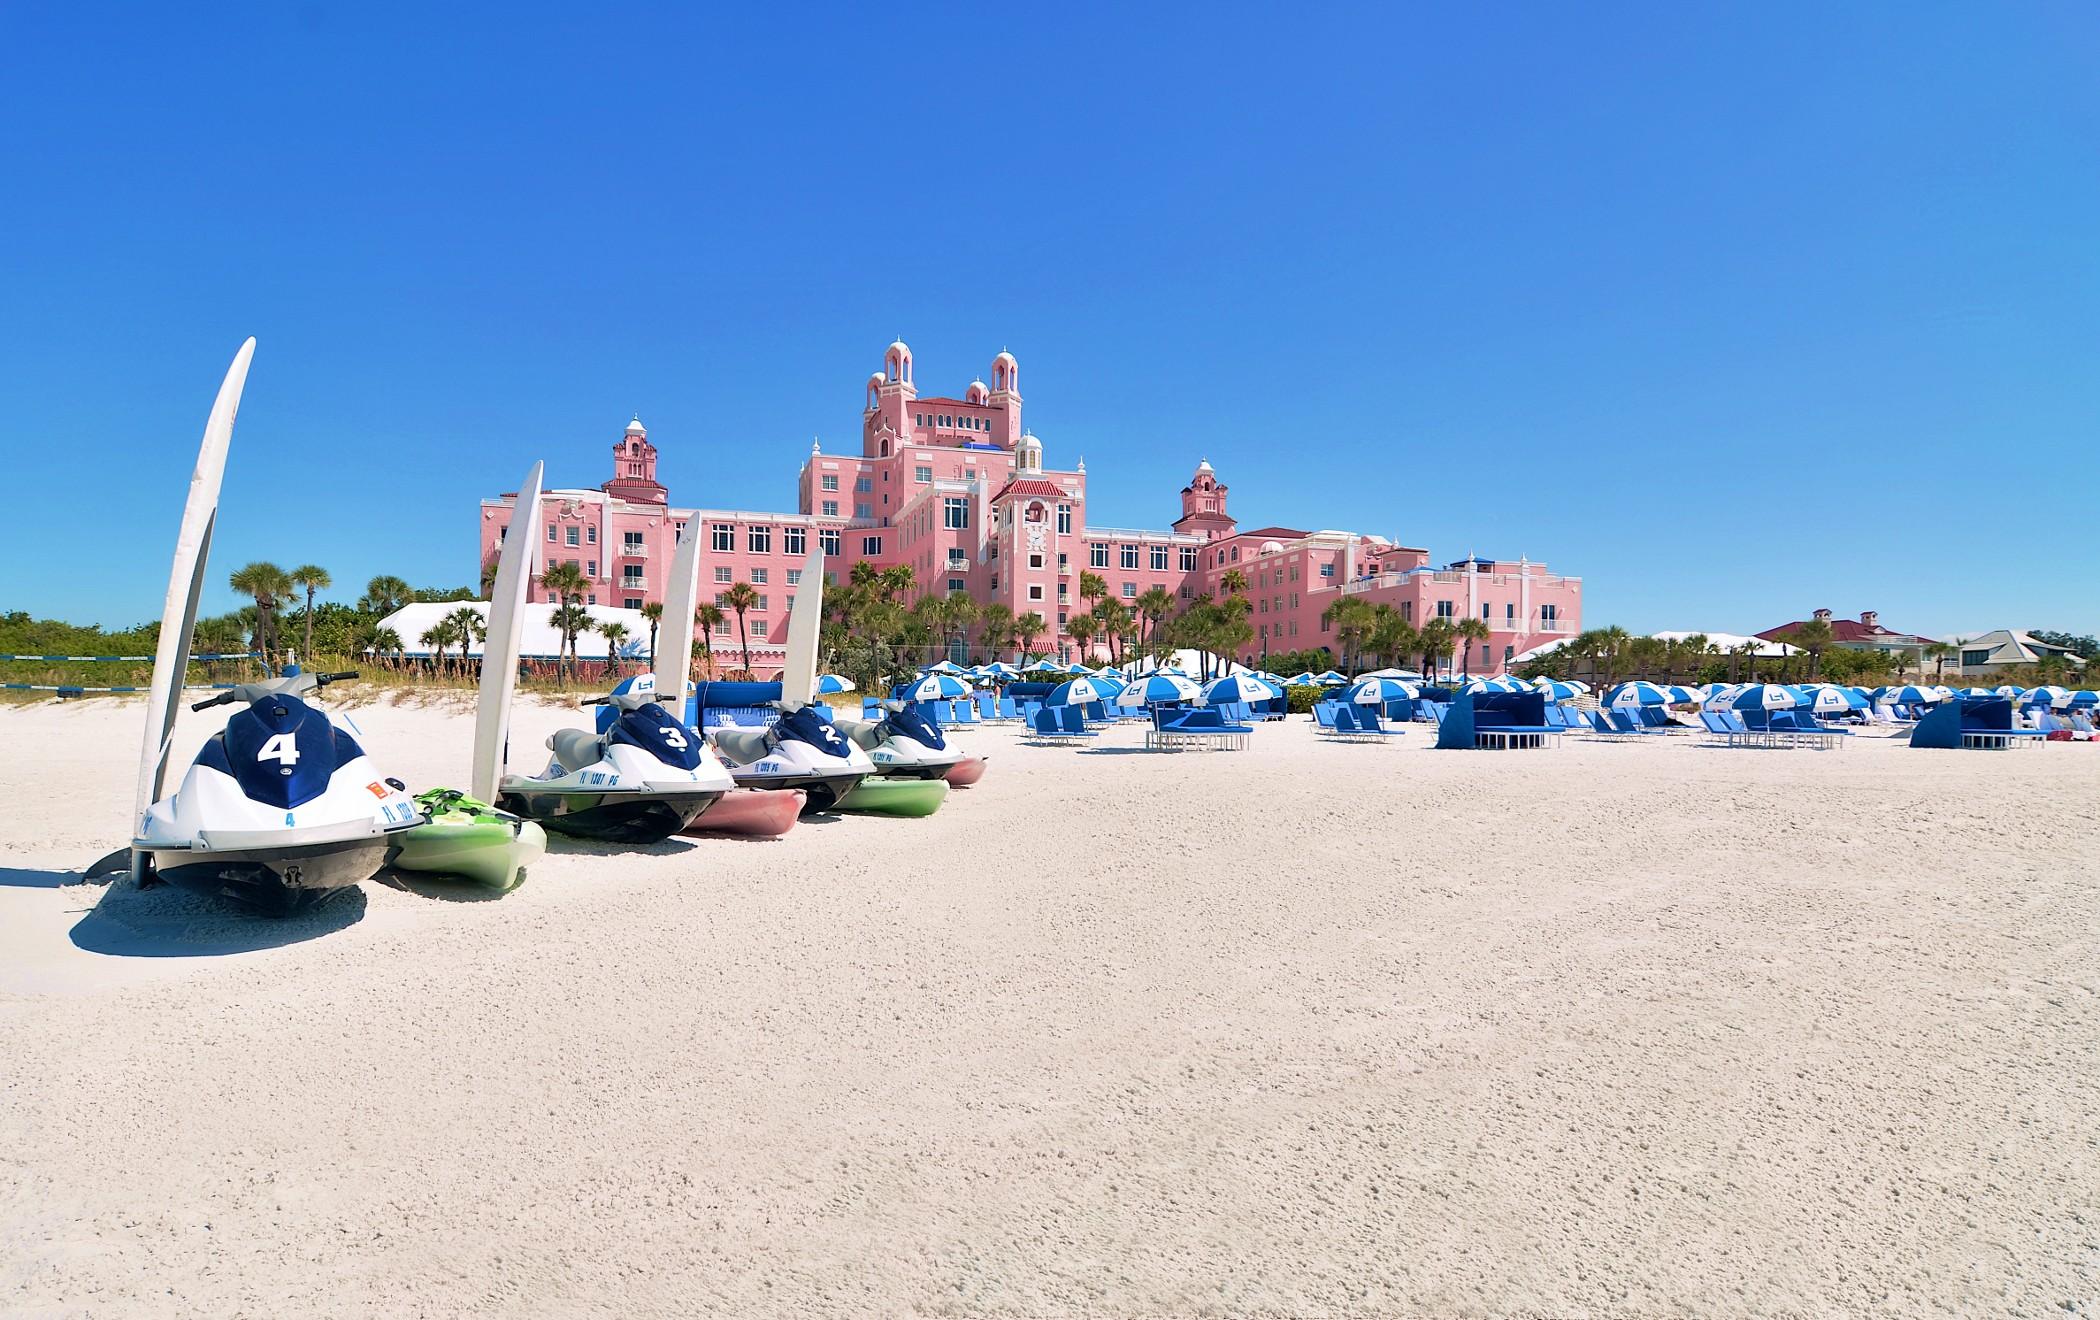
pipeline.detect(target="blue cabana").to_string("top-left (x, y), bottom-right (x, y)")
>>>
top-left (1435, 690), bottom-right (1555, 750)
top-left (1909, 697), bottom-right (2041, 750)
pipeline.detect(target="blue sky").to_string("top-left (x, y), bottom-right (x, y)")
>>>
top-left (3, 3), bottom-right (2095, 635)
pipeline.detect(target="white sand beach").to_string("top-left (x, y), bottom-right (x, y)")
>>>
top-left (1, 696), bottom-right (2095, 1317)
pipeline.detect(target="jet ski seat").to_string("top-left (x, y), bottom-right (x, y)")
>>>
top-left (709, 726), bottom-right (772, 764)
top-left (547, 728), bottom-right (605, 774)
top-left (832, 718), bottom-right (886, 751)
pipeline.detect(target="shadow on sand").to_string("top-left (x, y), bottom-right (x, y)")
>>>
top-left (0, 866), bottom-right (71, 890)
top-left (69, 878), bottom-right (367, 957)
top-left (372, 870), bottom-right (514, 903)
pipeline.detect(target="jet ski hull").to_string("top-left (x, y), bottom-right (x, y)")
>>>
top-left (498, 787), bottom-right (722, 844)
top-left (146, 836), bottom-right (389, 917)
top-left (941, 756), bottom-right (988, 787)
top-left (726, 768), bottom-right (866, 814)
top-left (679, 787), bottom-right (805, 838)
top-left (836, 776), bottom-right (950, 817)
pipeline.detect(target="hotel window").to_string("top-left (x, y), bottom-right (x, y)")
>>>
top-left (711, 523), bottom-right (734, 552)
top-left (586, 594), bottom-right (596, 605)
top-left (586, 526), bottom-right (597, 544)
top-left (1504, 645), bottom-right (1515, 662)
top-left (1179, 547), bottom-right (1197, 571)
top-left (622, 531), bottom-right (642, 555)
top-left (1058, 583), bottom-right (1068, 601)
top-left (1505, 603), bottom-right (1517, 624)
top-left (1122, 582), bottom-right (1136, 599)
top-left (545, 524), bottom-right (556, 543)
top-left (754, 595), bottom-right (768, 612)
top-left (587, 560), bottom-right (597, 577)
top-left (822, 500), bottom-right (839, 517)
top-left (821, 474), bottom-right (838, 492)
top-left (564, 525), bottom-right (580, 547)
top-left (1028, 553), bottom-right (1044, 569)
top-left (1482, 603), bottom-right (1493, 621)
top-left (743, 525), bottom-right (768, 554)
top-left (1150, 546), bottom-right (1168, 570)
top-left (1028, 584), bottom-right (1044, 601)
top-left (1962, 648), bottom-right (1991, 667)
top-left (855, 502), bottom-right (872, 519)
top-left (1120, 545), bottom-right (1139, 569)
top-left (916, 465), bottom-right (933, 484)
top-left (546, 557), bottom-right (556, 572)
top-left (943, 496), bottom-right (970, 530)
top-left (784, 526), bottom-right (806, 555)
top-left (1056, 504), bottom-right (1072, 534)
top-left (1230, 546), bottom-right (1240, 562)
top-left (1058, 552), bottom-right (1068, 570)
top-left (1541, 604), bottom-right (1559, 625)
top-left (714, 566), bottom-right (732, 583)
top-left (1259, 598), bottom-right (1268, 613)
top-left (948, 578), bottom-right (966, 593)
top-left (990, 575), bottom-right (998, 590)
top-left (498, 524), bottom-right (507, 543)
top-left (1179, 586), bottom-right (1191, 599)
top-left (1319, 563), bottom-right (1335, 578)
top-left (1401, 602), bottom-right (1413, 622)
top-left (1089, 543), bottom-right (1109, 568)
top-left (750, 620), bottom-right (768, 639)
top-left (624, 597), bottom-right (642, 610)
top-left (820, 528), bottom-right (841, 555)
top-left (854, 476), bottom-right (872, 493)
top-left (786, 568), bottom-right (802, 586)
top-left (1435, 600), bottom-right (1455, 619)
top-left (862, 536), bottom-right (882, 556)
top-left (750, 568), bottom-right (768, 585)
top-left (713, 617), bottom-right (732, 635)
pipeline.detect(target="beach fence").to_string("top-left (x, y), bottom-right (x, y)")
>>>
top-left (0, 651), bottom-right (269, 699)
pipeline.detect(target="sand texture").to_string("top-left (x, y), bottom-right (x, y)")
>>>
top-left (1, 695), bottom-right (2095, 1318)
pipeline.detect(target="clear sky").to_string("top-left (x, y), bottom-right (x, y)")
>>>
top-left (3, 3), bottom-right (2094, 635)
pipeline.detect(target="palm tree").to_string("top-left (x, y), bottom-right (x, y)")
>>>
top-left (359, 574), bottom-right (412, 617)
top-left (1368, 607), bottom-right (1418, 672)
top-left (1416, 618), bottom-right (1455, 680)
top-left (1923, 641), bottom-right (1955, 682)
top-left (693, 602), bottom-right (725, 678)
top-left (548, 604), bottom-right (593, 682)
top-left (1219, 568), bottom-right (1248, 598)
top-left (418, 618), bottom-right (459, 673)
top-left (444, 605), bottom-right (486, 676)
top-left (1077, 571), bottom-right (1108, 612)
top-left (976, 603), bottom-right (1015, 661)
top-left (1783, 618), bottom-right (1836, 680)
top-left (1014, 611), bottom-right (1046, 659)
top-left (1093, 599), bottom-right (1131, 665)
top-left (1135, 586), bottom-right (1176, 653)
top-left (598, 619), bottom-right (631, 676)
top-left (718, 582), bottom-right (759, 676)
top-left (640, 601), bottom-right (664, 666)
top-left (1891, 649), bottom-right (1915, 682)
top-left (1454, 617), bottom-right (1492, 676)
top-left (540, 561), bottom-right (590, 679)
top-left (288, 564), bottom-right (330, 663)
top-left (1322, 597), bottom-right (1377, 674)
top-left (368, 625), bottom-right (403, 668)
top-left (228, 561), bottom-right (292, 664)
top-left (1065, 612), bottom-right (1098, 663)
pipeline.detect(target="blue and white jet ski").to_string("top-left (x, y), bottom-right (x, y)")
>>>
top-left (832, 701), bottom-right (965, 780)
top-left (498, 687), bottom-right (733, 843)
top-left (133, 669), bottom-right (423, 916)
top-left (706, 704), bottom-right (872, 813)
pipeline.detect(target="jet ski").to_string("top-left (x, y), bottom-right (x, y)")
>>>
top-left (498, 688), bottom-right (733, 844)
top-left (834, 701), bottom-right (965, 780)
top-left (133, 669), bottom-right (424, 916)
top-left (706, 704), bottom-right (871, 813)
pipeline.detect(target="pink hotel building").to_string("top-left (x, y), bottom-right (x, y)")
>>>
top-left (478, 341), bottom-right (1582, 673)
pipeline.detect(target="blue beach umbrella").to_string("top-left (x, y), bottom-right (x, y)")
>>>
top-left (1605, 680), bottom-right (1673, 707)
top-left (1716, 683), bottom-right (1800, 711)
top-left (1313, 669), bottom-right (1348, 685)
top-left (1531, 677), bottom-right (1584, 700)
top-left (894, 673), bottom-right (973, 702)
top-left (1879, 685), bottom-right (1943, 705)
top-left (1046, 676), bottom-right (1120, 706)
top-left (1343, 676), bottom-right (1420, 705)
top-left (1023, 659), bottom-right (1066, 674)
top-left (2024, 685), bottom-right (2071, 709)
top-left (814, 673), bottom-right (855, 695)
top-left (2069, 690), bottom-right (2098, 708)
top-left (1114, 673), bottom-right (1202, 706)
top-left (1805, 684), bottom-right (1866, 713)
top-left (920, 660), bottom-right (969, 676)
top-left (1282, 671), bottom-right (1318, 686)
top-left (1201, 673), bottom-right (1283, 705)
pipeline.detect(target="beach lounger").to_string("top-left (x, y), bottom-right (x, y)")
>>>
top-left (1023, 705), bottom-right (1096, 743)
top-left (1147, 705), bottom-right (1253, 751)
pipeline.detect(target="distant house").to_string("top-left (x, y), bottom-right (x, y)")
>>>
top-left (1938, 629), bottom-right (2086, 675)
top-left (1756, 609), bottom-right (1935, 663)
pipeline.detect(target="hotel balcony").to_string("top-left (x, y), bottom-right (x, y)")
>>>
top-left (618, 543), bottom-right (649, 559)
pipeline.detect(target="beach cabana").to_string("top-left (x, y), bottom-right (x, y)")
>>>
top-left (1435, 689), bottom-right (1558, 750)
top-left (1910, 697), bottom-right (2047, 750)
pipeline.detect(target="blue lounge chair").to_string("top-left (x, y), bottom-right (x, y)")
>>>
top-left (1607, 710), bottom-right (1667, 736)
top-left (1312, 702), bottom-right (1341, 734)
top-left (1147, 704), bottom-right (1253, 751)
top-left (1025, 704), bottom-right (1096, 743)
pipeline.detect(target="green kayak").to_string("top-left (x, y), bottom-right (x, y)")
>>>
top-left (391, 789), bottom-right (548, 892)
top-left (836, 775), bottom-right (950, 817)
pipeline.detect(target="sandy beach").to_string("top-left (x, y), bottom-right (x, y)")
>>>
top-left (1, 695), bottom-right (2095, 1317)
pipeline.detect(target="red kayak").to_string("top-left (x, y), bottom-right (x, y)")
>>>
top-left (941, 756), bottom-right (988, 788)
top-left (680, 787), bottom-right (805, 838)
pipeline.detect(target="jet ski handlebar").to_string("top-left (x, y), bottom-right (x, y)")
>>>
top-left (189, 670), bottom-right (359, 711)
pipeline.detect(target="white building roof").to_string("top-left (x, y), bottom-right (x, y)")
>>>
top-left (376, 601), bottom-right (654, 661)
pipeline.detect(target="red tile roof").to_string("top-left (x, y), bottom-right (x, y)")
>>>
top-left (1232, 525), bottom-right (1310, 541)
top-left (1757, 618), bottom-right (1938, 645)
top-left (989, 477), bottom-right (1069, 502)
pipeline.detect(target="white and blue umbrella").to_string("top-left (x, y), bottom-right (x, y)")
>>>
top-left (2024, 685), bottom-right (2071, 709)
top-left (1716, 683), bottom-right (1800, 711)
top-left (1531, 677), bottom-right (1584, 701)
top-left (1201, 673), bottom-right (1283, 706)
top-left (815, 673), bottom-right (855, 695)
top-left (1806, 684), bottom-right (1866, 713)
top-left (1114, 673), bottom-right (1202, 706)
top-left (1992, 684), bottom-right (2026, 698)
top-left (1462, 676), bottom-right (1525, 694)
top-left (920, 660), bottom-right (969, 676)
top-left (1046, 676), bottom-right (1120, 707)
top-left (1313, 670), bottom-right (1348, 685)
top-left (1879, 684), bottom-right (1943, 705)
top-left (1700, 684), bottom-right (1743, 708)
top-left (1023, 658), bottom-right (1067, 674)
top-left (2070, 690), bottom-right (2098, 708)
top-left (1361, 667), bottom-right (1425, 681)
top-left (1343, 676), bottom-right (1420, 705)
top-left (1605, 680), bottom-right (1673, 707)
top-left (1954, 686), bottom-right (1996, 699)
top-left (1283, 671), bottom-right (1318, 686)
top-left (977, 662), bottom-right (1018, 680)
top-left (894, 673), bottom-right (973, 701)
top-left (1663, 684), bottom-right (1699, 705)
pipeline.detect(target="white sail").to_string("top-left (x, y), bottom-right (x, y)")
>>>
top-left (651, 515), bottom-right (703, 716)
top-left (132, 338), bottom-right (255, 831)
top-left (471, 461), bottom-right (545, 801)
top-left (779, 547), bottom-right (825, 710)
